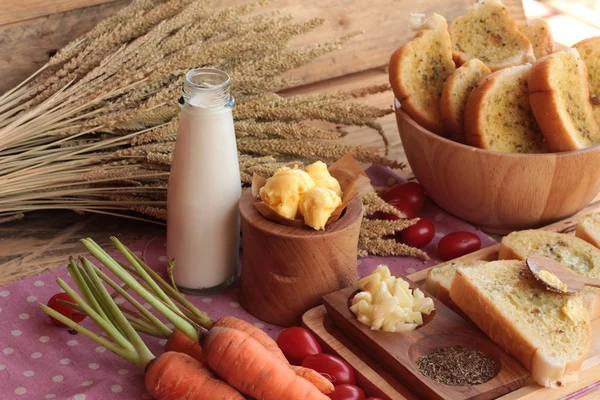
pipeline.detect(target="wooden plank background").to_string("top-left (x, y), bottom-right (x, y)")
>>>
top-left (0, 0), bottom-right (525, 95)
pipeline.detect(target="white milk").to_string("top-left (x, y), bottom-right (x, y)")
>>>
top-left (167, 68), bottom-right (241, 293)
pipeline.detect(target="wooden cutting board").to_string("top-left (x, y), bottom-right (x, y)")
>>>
top-left (302, 205), bottom-right (600, 400)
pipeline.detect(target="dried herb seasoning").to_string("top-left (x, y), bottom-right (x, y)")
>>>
top-left (416, 346), bottom-right (496, 386)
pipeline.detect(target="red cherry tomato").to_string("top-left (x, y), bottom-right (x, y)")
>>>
top-left (47, 293), bottom-right (86, 327)
top-left (437, 231), bottom-right (482, 261)
top-left (381, 198), bottom-right (417, 219)
top-left (302, 354), bottom-right (356, 385)
top-left (383, 182), bottom-right (426, 216)
top-left (327, 384), bottom-right (365, 400)
top-left (277, 327), bottom-right (322, 365)
top-left (397, 218), bottom-right (435, 248)
top-left (365, 398), bottom-right (385, 400)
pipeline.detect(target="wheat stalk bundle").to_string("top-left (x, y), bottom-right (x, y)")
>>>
top-left (0, 0), bottom-right (426, 259)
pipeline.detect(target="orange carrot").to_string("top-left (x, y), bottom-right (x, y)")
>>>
top-left (165, 329), bottom-right (205, 365)
top-left (214, 316), bottom-right (288, 364)
top-left (214, 316), bottom-right (333, 394)
top-left (146, 351), bottom-right (244, 400)
top-left (290, 365), bottom-right (335, 394)
top-left (202, 327), bottom-right (329, 400)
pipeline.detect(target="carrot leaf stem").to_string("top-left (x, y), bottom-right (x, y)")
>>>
top-left (81, 257), bottom-right (155, 366)
top-left (77, 258), bottom-right (127, 338)
top-left (39, 304), bottom-right (141, 365)
top-left (127, 317), bottom-right (170, 338)
top-left (129, 251), bottom-right (213, 330)
top-left (80, 238), bottom-right (199, 341)
top-left (68, 258), bottom-right (111, 322)
top-left (56, 277), bottom-right (132, 350)
top-left (91, 262), bottom-right (173, 337)
top-left (111, 237), bottom-right (179, 310)
top-left (166, 259), bottom-right (180, 295)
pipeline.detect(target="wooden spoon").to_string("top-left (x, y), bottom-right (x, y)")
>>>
top-left (526, 255), bottom-right (600, 295)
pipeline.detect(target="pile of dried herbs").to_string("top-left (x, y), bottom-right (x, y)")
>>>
top-left (0, 0), bottom-right (426, 259)
top-left (416, 346), bottom-right (497, 386)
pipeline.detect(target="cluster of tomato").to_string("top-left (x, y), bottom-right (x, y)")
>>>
top-left (277, 327), bottom-right (382, 400)
top-left (380, 182), bottom-right (481, 260)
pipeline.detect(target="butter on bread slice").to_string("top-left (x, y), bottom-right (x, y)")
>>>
top-left (529, 48), bottom-right (600, 152)
top-left (440, 59), bottom-right (491, 141)
top-left (449, 0), bottom-right (535, 71)
top-left (574, 37), bottom-right (600, 126)
top-left (425, 259), bottom-right (486, 312)
top-left (389, 13), bottom-right (456, 135)
top-left (499, 230), bottom-right (600, 319)
top-left (517, 19), bottom-right (554, 59)
top-left (464, 64), bottom-right (547, 153)
top-left (450, 260), bottom-right (591, 388)
top-left (576, 213), bottom-right (600, 249)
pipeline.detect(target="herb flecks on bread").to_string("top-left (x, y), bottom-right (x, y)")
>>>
top-left (389, 13), bottom-right (456, 135)
top-left (425, 259), bottom-right (486, 309)
top-left (441, 59), bottom-right (491, 141)
top-left (574, 37), bottom-right (600, 125)
top-left (499, 229), bottom-right (600, 319)
top-left (449, 0), bottom-right (535, 71)
top-left (464, 64), bottom-right (547, 153)
top-left (517, 19), bottom-right (554, 59)
top-left (529, 48), bottom-right (600, 152)
top-left (450, 260), bottom-right (591, 388)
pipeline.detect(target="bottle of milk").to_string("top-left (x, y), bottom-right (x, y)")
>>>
top-left (167, 68), bottom-right (241, 294)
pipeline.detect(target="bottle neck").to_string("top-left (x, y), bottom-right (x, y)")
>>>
top-left (180, 68), bottom-right (234, 109)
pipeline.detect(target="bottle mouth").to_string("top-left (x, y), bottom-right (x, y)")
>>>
top-left (185, 68), bottom-right (230, 90)
top-left (182, 68), bottom-right (233, 109)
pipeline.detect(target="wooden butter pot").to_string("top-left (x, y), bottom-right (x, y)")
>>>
top-left (239, 189), bottom-right (363, 327)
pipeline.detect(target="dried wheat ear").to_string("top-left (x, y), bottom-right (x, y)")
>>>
top-left (0, 0), bottom-right (422, 258)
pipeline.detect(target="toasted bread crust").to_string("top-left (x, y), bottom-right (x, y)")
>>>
top-left (464, 65), bottom-right (546, 153)
top-left (574, 36), bottom-right (600, 125)
top-left (499, 229), bottom-right (600, 319)
top-left (440, 59), bottom-right (491, 140)
top-left (575, 213), bottom-right (600, 250)
top-left (529, 48), bottom-right (600, 152)
top-left (450, 263), bottom-right (538, 372)
top-left (450, 261), bottom-right (591, 387)
top-left (389, 14), bottom-right (456, 135)
top-left (517, 19), bottom-right (554, 59)
top-left (449, 0), bottom-right (535, 71)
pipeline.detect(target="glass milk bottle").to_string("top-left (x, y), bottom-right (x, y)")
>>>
top-left (167, 68), bottom-right (241, 294)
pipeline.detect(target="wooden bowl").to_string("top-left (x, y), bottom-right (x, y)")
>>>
top-left (394, 103), bottom-right (600, 234)
top-left (239, 189), bottom-right (363, 327)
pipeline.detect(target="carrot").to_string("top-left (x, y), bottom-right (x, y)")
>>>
top-left (202, 326), bottom-right (330, 400)
top-left (146, 351), bottom-right (244, 400)
top-left (214, 316), bottom-right (334, 394)
top-left (40, 254), bottom-right (245, 400)
top-left (214, 316), bottom-right (288, 364)
top-left (290, 365), bottom-right (334, 394)
top-left (165, 329), bottom-right (205, 365)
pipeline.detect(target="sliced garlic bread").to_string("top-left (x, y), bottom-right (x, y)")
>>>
top-left (440, 59), bottom-right (491, 141)
top-left (529, 48), bottom-right (600, 152)
top-left (576, 213), bottom-right (600, 248)
top-left (389, 13), bottom-right (456, 135)
top-left (499, 229), bottom-right (600, 319)
top-left (451, 260), bottom-right (591, 388)
top-left (425, 259), bottom-right (486, 311)
top-left (517, 19), bottom-right (554, 59)
top-left (464, 64), bottom-right (547, 153)
top-left (449, 0), bottom-right (535, 71)
top-left (574, 37), bottom-right (600, 125)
